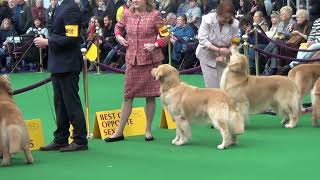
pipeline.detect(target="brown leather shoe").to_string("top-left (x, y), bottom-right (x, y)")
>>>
top-left (39, 142), bottom-right (68, 151)
top-left (59, 142), bottom-right (88, 152)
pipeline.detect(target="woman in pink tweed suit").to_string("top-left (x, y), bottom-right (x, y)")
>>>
top-left (105, 0), bottom-right (166, 142)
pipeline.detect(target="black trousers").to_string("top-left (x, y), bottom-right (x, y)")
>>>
top-left (51, 72), bottom-right (87, 145)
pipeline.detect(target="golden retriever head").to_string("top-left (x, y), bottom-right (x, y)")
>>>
top-left (0, 74), bottom-right (13, 96)
top-left (227, 53), bottom-right (249, 75)
top-left (151, 64), bottom-right (180, 89)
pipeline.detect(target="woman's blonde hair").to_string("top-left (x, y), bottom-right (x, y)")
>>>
top-left (129, 0), bottom-right (155, 12)
top-left (280, 6), bottom-right (293, 17)
top-left (296, 9), bottom-right (309, 21)
top-left (0, 18), bottom-right (13, 30)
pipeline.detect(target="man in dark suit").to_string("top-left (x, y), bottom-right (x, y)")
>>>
top-left (34, 0), bottom-right (88, 152)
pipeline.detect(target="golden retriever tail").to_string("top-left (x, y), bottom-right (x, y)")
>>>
top-left (225, 103), bottom-right (245, 135)
top-left (7, 125), bottom-right (24, 153)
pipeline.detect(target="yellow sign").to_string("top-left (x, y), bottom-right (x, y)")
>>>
top-left (159, 108), bottom-right (176, 129)
top-left (93, 107), bottom-right (147, 139)
top-left (65, 25), bottom-right (79, 37)
top-left (85, 43), bottom-right (98, 62)
top-left (25, 119), bottom-right (45, 150)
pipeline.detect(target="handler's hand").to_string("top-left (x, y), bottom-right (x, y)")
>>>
top-left (116, 35), bottom-right (128, 47)
top-left (34, 37), bottom-right (48, 48)
top-left (143, 43), bottom-right (156, 52)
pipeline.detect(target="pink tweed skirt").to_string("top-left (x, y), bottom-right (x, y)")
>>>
top-left (124, 62), bottom-right (161, 98)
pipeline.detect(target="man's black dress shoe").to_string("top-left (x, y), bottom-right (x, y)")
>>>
top-left (104, 135), bottom-right (125, 142)
top-left (39, 142), bottom-right (68, 151)
top-left (60, 142), bottom-right (88, 152)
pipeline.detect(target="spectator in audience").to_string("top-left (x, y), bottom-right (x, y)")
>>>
top-left (264, 0), bottom-right (272, 16)
top-left (265, 10), bottom-right (280, 38)
top-left (93, 0), bottom-right (116, 19)
top-left (75, 0), bottom-right (92, 31)
top-left (281, 9), bottom-right (311, 66)
top-left (86, 16), bottom-right (97, 43)
top-left (177, 0), bottom-right (190, 16)
top-left (13, 0), bottom-right (32, 35)
top-left (114, 0), bottom-right (126, 11)
top-left (170, 14), bottom-right (195, 67)
top-left (196, 0), bottom-right (239, 88)
top-left (165, 12), bottom-right (177, 28)
top-left (116, 0), bottom-right (131, 22)
top-left (0, 0), bottom-right (12, 24)
top-left (200, 0), bottom-right (217, 15)
top-left (250, 0), bottom-right (268, 21)
top-left (0, 18), bottom-right (16, 71)
top-left (7, 0), bottom-right (15, 9)
top-left (88, 17), bottom-right (103, 71)
top-left (309, 0), bottom-right (320, 23)
top-left (105, 0), bottom-right (167, 142)
top-left (185, 0), bottom-right (201, 32)
top-left (25, 17), bottom-right (49, 71)
top-left (236, 0), bottom-right (251, 19)
top-left (263, 6), bottom-right (295, 75)
top-left (253, 10), bottom-right (269, 32)
top-left (32, 0), bottom-right (46, 24)
top-left (286, 18), bottom-right (320, 70)
top-left (45, 0), bottom-right (57, 33)
top-left (158, 0), bottom-right (177, 16)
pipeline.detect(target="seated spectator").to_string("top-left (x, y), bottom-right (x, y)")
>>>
top-left (185, 0), bottom-right (201, 32)
top-left (87, 16), bottom-right (97, 43)
top-left (236, 0), bottom-right (251, 19)
top-left (253, 10), bottom-right (269, 32)
top-left (200, 0), bottom-right (217, 15)
top-left (45, 0), bottom-right (57, 34)
top-left (170, 14), bottom-right (195, 68)
top-left (0, 18), bottom-right (16, 71)
top-left (93, 0), bottom-right (116, 19)
top-left (280, 9), bottom-right (311, 70)
top-left (32, 0), bottom-right (46, 24)
top-left (165, 12), bottom-right (177, 28)
top-left (116, 0), bottom-right (131, 22)
top-left (265, 11), bottom-right (280, 38)
top-left (177, 0), bottom-right (190, 16)
top-left (158, 0), bottom-right (177, 16)
top-left (263, 6), bottom-right (295, 75)
top-left (14, 0), bottom-right (32, 35)
top-left (0, 0), bottom-right (12, 24)
top-left (25, 17), bottom-right (49, 70)
top-left (286, 18), bottom-right (320, 69)
top-left (88, 17), bottom-right (104, 71)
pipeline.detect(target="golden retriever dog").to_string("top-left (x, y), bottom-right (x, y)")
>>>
top-left (151, 64), bottom-right (244, 149)
top-left (0, 75), bottom-right (33, 166)
top-left (220, 51), bottom-right (301, 128)
top-left (288, 64), bottom-right (320, 112)
top-left (311, 77), bottom-right (320, 127)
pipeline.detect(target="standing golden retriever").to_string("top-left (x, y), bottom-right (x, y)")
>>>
top-left (311, 77), bottom-right (320, 127)
top-left (0, 75), bottom-right (33, 166)
top-left (220, 52), bottom-right (301, 128)
top-left (151, 64), bottom-right (244, 149)
top-left (288, 64), bottom-right (320, 112)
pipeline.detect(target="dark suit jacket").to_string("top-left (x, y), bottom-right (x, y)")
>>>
top-left (48, 0), bottom-right (82, 73)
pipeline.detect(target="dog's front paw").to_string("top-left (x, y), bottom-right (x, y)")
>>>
top-left (1, 160), bottom-right (10, 167)
top-left (217, 144), bottom-right (227, 150)
top-left (284, 123), bottom-right (296, 128)
top-left (171, 137), bottom-right (179, 145)
top-left (174, 139), bottom-right (187, 146)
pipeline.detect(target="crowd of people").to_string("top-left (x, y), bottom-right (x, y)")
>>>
top-left (0, 0), bottom-right (319, 74)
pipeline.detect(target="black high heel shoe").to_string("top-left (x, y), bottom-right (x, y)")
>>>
top-left (104, 135), bottom-right (125, 142)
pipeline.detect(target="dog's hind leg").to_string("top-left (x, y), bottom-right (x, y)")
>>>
top-left (23, 145), bottom-right (33, 164)
top-left (1, 131), bottom-right (10, 167)
top-left (216, 121), bottom-right (232, 149)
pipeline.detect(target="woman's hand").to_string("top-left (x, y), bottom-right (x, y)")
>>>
top-left (143, 43), bottom-right (156, 52)
top-left (116, 35), bottom-right (128, 46)
top-left (291, 30), bottom-right (301, 36)
top-left (219, 47), bottom-right (231, 56)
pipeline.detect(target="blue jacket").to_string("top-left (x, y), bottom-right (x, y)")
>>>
top-left (171, 25), bottom-right (195, 63)
top-left (47, 0), bottom-right (82, 73)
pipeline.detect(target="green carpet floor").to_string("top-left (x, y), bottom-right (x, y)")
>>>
top-left (0, 72), bottom-right (319, 180)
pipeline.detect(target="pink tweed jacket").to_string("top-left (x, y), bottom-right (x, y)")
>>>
top-left (115, 9), bottom-right (165, 66)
